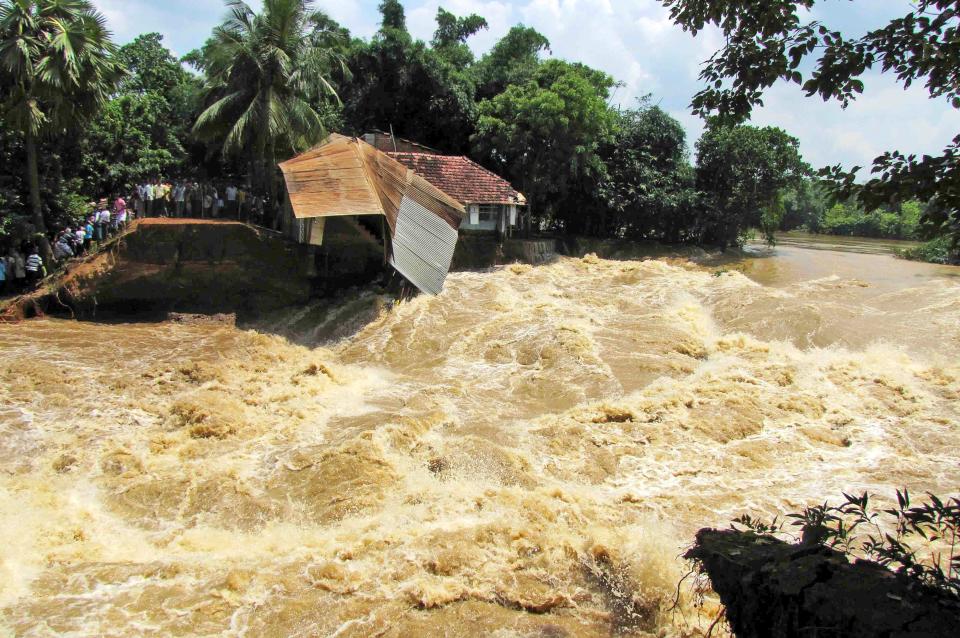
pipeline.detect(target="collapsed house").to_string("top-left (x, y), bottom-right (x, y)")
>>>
top-left (279, 134), bottom-right (464, 295)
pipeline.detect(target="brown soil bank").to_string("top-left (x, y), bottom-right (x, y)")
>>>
top-left (2, 219), bottom-right (312, 320)
top-left (688, 529), bottom-right (960, 637)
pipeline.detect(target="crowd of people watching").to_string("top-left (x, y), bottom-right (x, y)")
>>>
top-left (1, 178), bottom-right (272, 297)
top-left (131, 180), bottom-right (269, 222)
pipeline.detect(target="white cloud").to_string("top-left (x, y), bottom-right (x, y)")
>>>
top-left (752, 73), bottom-right (957, 170)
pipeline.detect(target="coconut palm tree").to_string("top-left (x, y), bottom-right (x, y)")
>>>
top-left (193, 0), bottom-right (347, 204)
top-left (0, 0), bottom-right (122, 241)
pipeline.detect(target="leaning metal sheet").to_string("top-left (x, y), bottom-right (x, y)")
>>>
top-left (389, 195), bottom-right (459, 295)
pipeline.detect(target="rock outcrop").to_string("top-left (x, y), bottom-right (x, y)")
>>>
top-left (687, 528), bottom-right (960, 637)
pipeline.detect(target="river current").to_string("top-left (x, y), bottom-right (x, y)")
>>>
top-left (1, 237), bottom-right (958, 636)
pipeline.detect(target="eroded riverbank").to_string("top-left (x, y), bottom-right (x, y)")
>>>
top-left (1, 249), bottom-right (958, 636)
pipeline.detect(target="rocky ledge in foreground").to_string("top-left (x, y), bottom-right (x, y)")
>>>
top-left (687, 528), bottom-right (960, 637)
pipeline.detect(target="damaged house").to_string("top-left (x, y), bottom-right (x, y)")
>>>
top-left (279, 133), bottom-right (525, 295)
top-left (279, 134), bottom-right (464, 295)
top-left (363, 130), bottom-right (526, 237)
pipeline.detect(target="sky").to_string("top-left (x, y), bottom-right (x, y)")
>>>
top-left (92, 0), bottom-right (957, 172)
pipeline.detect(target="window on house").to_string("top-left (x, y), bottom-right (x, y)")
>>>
top-left (477, 204), bottom-right (498, 222)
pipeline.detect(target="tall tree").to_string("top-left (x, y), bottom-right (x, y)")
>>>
top-left (695, 123), bottom-right (809, 247)
top-left (472, 59), bottom-right (615, 230)
top-left (79, 33), bottom-right (200, 195)
top-left (596, 102), bottom-right (696, 241)
top-left (432, 7), bottom-right (487, 69)
top-left (662, 0), bottom-right (960, 245)
top-left (378, 0), bottom-right (406, 31)
top-left (116, 32), bottom-right (186, 96)
top-left (779, 178), bottom-right (830, 232)
top-left (472, 25), bottom-right (550, 101)
top-left (343, 3), bottom-right (480, 153)
top-left (0, 0), bottom-right (122, 242)
top-left (192, 0), bottom-right (347, 203)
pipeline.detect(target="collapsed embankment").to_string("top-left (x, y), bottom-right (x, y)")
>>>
top-left (1, 219), bottom-right (314, 320)
top-left (1, 224), bottom-right (738, 323)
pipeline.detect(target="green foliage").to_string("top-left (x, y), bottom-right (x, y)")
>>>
top-left (780, 178), bottom-right (830, 232)
top-left (0, 0), bottom-right (123, 235)
top-left (117, 33), bottom-right (187, 95)
top-left (736, 490), bottom-right (960, 600)
top-left (79, 93), bottom-right (186, 195)
top-left (695, 123), bottom-right (809, 247)
top-left (52, 178), bottom-right (92, 224)
top-left (662, 0), bottom-right (960, 247)
top-left (76, 32), bottom-right (201, 196)
top-left (192, 0), bottom-right (347, 172)
top-left (899, 235), bottom-right (960, 264)
top-left (343, 3), bottom-right (480, 153)
top-left (432, 8), bottom-right (487, 70)
top-left (819, 202), bottom-right (915, 239)
top-left (472, 59), bottom-right (615, 229)
top-left (779, 181), bottom-right (927, 240)
top-left (594, 101), bottom-right (697, 241)
top-left (378, 0), bottom-right (405, 31)
top-left (472, 25), bottom-right (550, 101)
top-left (0, 0), bottom-right (123, 137)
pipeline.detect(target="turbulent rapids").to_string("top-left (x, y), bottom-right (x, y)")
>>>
top-left (2, 251), bottom-right (959, 636)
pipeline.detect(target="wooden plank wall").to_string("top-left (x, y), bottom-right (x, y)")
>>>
top-left (280, 135), bottom-right (383, 218)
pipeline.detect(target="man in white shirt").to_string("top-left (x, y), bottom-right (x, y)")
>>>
top-left (141, 183), bottom-right (152, 217)
top-left (223, 185), bottom-right (236, 218)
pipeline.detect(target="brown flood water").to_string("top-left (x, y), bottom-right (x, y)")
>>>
top-left (1, 238), bottom-right (959, 636)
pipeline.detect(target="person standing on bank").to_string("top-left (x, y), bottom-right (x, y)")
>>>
top-left (25, 246), bottom-right (44, 285)
top-left (225, 183), bottom-right (238, 219)
top-left (174, 182), bottom-right (186, 217)
top-left (84, 216), bottom-right (94, 250)
top-left (141, 182), bottom-right (153, 217)
top-left (113, 194), bottom-right (127, 230)
top-left (10, 250), bottom-right (26, 292)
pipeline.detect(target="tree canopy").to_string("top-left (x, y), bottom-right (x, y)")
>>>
top-left (191, 0), bottom-right (347, 200)
top-left (596, 103), bottom-right (696, 242)
top-left (0, 0), bottom-right (122, 239)
top-left (695, 123), bottom-right (809, 247)
top-left (343, 2), bottom-right (483, 153)
top-left (662, 0), bottom-right (960, 245)
top-left (472, 60), bottom-right (615, 229)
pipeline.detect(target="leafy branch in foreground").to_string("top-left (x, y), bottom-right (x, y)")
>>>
top-left (662, 0), bottom-right (960, 245)
top-left (733, 490), bottom-right (960, 599)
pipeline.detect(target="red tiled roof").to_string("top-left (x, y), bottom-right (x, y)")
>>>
top-left (388, 152), bottom-right (525, 206)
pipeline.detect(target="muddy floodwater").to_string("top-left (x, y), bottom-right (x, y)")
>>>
top-left (1, 239), bottom-right (959, 636)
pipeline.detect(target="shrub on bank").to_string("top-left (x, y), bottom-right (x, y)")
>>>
top-left (899, 236), bottom-right (959, 265)
top-left (733, 490), bottom-right (960, 599)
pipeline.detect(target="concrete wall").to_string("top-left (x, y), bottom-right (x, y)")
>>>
top-left (451, 235), bottom-right (557, 270)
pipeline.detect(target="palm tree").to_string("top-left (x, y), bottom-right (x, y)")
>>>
top-left (0, 0), bottom-right (122, 242)
top-left (193, 0), bottom-right (347, 205)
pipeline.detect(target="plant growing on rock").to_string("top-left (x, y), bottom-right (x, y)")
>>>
top-left (733, 489), bottom-right (960, 599)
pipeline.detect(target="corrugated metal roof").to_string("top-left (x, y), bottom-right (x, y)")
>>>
top-left (279, 134), bottom-right (465, 296)
top-left (389, 195), bottom-right (459, 295)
